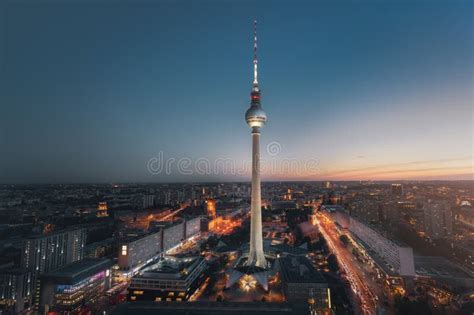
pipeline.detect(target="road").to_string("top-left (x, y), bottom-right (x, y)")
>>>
top-left (159, 204), bottom-right (188, 221)
top-left (315, 212), bottom-right (379, 315)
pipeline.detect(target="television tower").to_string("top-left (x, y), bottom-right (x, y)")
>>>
top-left (245, 20), bottom-right (267, 269)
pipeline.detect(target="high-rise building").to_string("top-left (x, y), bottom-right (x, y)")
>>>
top-left (0, 268), bottom-right (33, 314)
top-left (245, 20), bottom-right (267, 269)
top-left (21, 228), bottom-right (86, 310)
top-left (21, 228), bottom-right (86, 274)
top-left (206, 199), bottom-right (217, 219)
top-left (423, 199), bottom-right (453, 240)
top-left (391, 184), bottom-right (403, 196)
top-left (184, 216), bottom-right (202, 239)
top-left (118, 230), bottom-right (162, 273)
top-left (164, 191), bottom-right (171, 205)
top-left (322, 181), bottom-right (332, 189)
top-left (143, 194), bottom-right (155, 209)
top-left (349, 217), bottom-right (415, 277)
top-left (39, 258), bottom-right (112, 314)
top-left (177, 190), bottom-right (185, 204)
top-left (161, 220), bottom-right (185, 251)
top-left (96, 201), bottom-right (109, 217)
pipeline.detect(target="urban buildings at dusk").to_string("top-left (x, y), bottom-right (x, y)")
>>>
top-left (0, 1), bottom-right (473, 315)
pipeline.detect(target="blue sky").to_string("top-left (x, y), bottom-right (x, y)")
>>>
top-left (0, 0), bottom-right (472, 183)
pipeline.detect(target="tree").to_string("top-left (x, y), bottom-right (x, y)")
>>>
top-left (327, 254), bottom-right (340, 272)
top-left (339, 234), bottom-right (350, 246)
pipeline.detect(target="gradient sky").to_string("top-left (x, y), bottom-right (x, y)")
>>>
top-left (0, 0), bottom-right (472, 183)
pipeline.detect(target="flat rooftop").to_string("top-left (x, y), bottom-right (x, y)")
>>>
top-left (42, 258), bottom-right (111, 284)
top-left (415, 256), bottom-right (474, 279)
top-left (138, 256), bottom-right (202, 280)
top-left (270, 243), bottom-right (308, 256)
top-left (278, 256), bottom-right (326, 284)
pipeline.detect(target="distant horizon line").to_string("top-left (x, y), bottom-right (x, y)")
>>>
top-left (1, 179), bottom-right (473, 186)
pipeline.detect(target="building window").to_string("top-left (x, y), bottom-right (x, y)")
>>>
top-left (121, 245), bottom-right (127, 256)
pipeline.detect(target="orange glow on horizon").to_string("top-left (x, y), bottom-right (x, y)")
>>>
top-left (259, 156), bottom-right (473, 181)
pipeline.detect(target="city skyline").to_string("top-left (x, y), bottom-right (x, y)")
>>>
top-left (1, 2), bottom-right (473, 314)
top-left (1, 0), bottom-right (473, 183)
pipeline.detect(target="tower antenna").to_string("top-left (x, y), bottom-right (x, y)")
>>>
top-left (253, 19), bottom-right (258, 86)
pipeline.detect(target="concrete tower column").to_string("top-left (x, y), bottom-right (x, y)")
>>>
top-left (247, 127), bottom-right (267, 268)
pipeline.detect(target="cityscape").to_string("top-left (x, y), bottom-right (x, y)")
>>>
top-left (1, 1), bottom-right (473, 315)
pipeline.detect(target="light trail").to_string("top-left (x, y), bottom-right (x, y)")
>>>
top-left (315, 212), bottom-right (378, 315)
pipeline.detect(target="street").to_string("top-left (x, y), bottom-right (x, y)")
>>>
top-left (315, 212), bottom-right (380, 315)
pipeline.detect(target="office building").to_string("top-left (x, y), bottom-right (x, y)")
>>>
top-left (423, 199), bottom-right (453, 240)
top-left (278, 256), bottom-right (330, 312)
top-left (128, 256), bottom-right (207, 302)
top-left (334, 209), bottom-right (350, 229)
top-left (118, 230), bottom-right (162, 273)
top-left (0, 268), bottom-right (33, 314)
top-left (349, 217), bottom-right (415, 277)
top-left (161, 220), bottom-right (185, 251)
top-left (206, 199), bottom-right (217, 219)
top-left (21, 228), bottom-right (87, 274)
top-left (391, 184), bottom-right (403, 196)
top-left (39, 258), bottom-right (112, 314)
top-left (143, 195), bottom-right (155, 209)
top-left (96, 202), bottom-right (109, 217)
top-left (184, 216), bottom-right (202, 239)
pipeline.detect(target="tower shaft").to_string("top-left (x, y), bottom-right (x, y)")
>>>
top-left (244, 19), bottom-right (267, 269)
top-left (247, 127), bottom-right (267, 268)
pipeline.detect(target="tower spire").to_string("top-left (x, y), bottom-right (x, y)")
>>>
top-left (253, 19), bottom-right (258, 86)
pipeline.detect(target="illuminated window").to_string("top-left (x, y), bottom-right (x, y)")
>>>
top-left (121, 245), bottom-right (127, 255)
top-left (166, 298), bottom-right (171, 301)
top-left (176, 298), bottom-right (182, 302)
top-left (155, 297), bottom-right (162, 302)
top-left (130, 296), bottom-right (136, 301)
top-left (133, 290), bottom-right (144, 295)
top-left (168, 292), bottom-right (174, 296)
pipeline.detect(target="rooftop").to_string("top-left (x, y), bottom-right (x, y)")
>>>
top-left (25, 227), bottom-right (84, 239)
top-left (269, 243), bottom-right (308, 256)
top-left (42, 258), bottom-right (111, 284)
top-left (138, 256), bottom-right (203, 280)
top-left (415, 256), bottom-right (474, 279)
top-left (278, 256), bottom-right (326, 284)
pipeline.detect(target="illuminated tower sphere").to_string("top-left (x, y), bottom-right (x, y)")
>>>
top-left (245, 20), bottom-right (267, 269)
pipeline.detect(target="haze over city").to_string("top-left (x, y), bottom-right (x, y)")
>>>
top-left (1, 0), bottom-right (472, 183)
